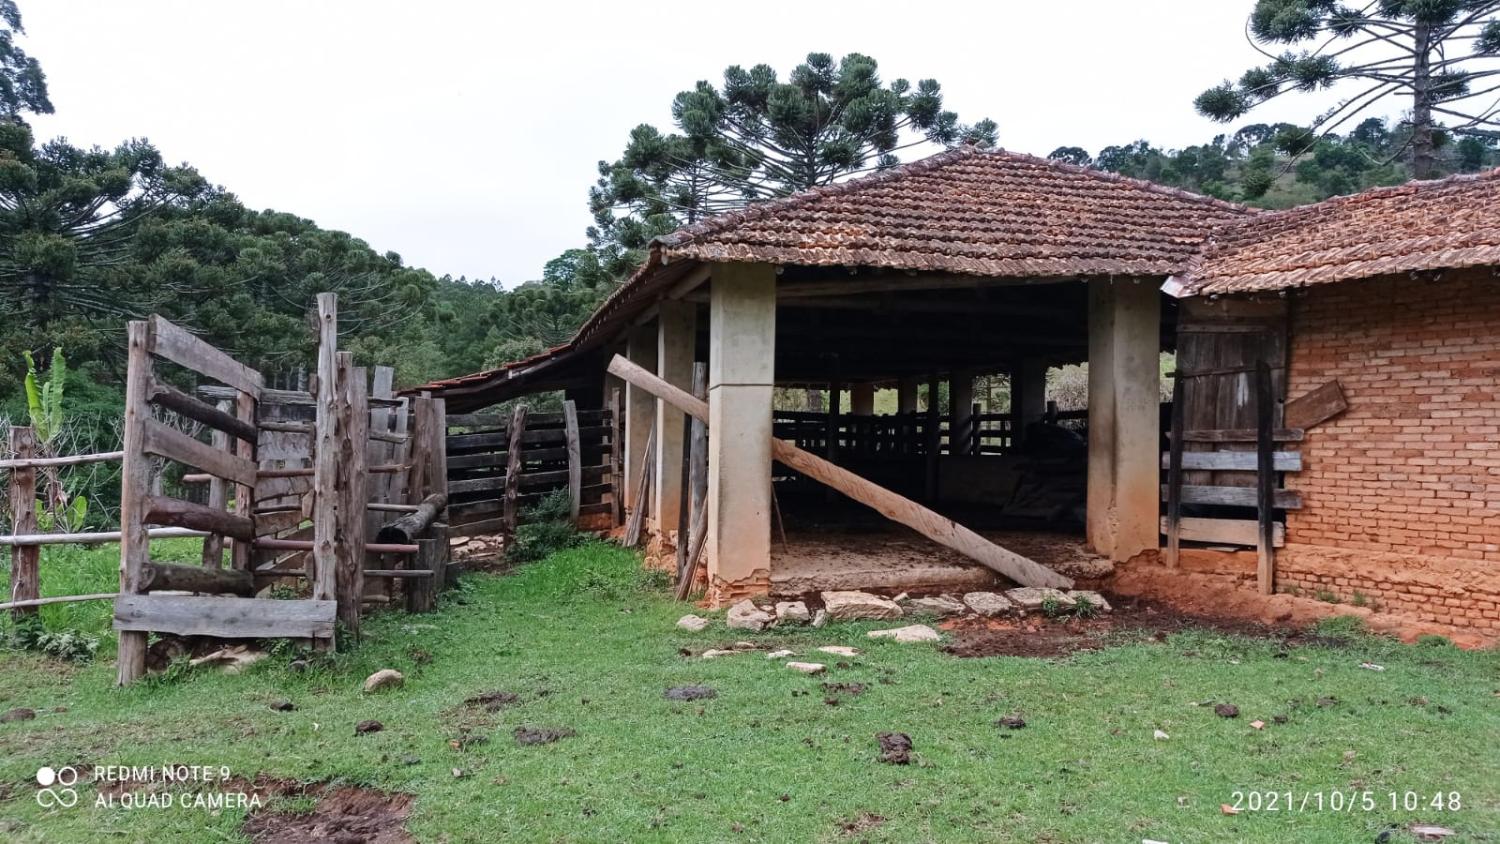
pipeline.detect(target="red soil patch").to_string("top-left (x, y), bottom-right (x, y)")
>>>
top-left (242, 781), bottom-right (414, 844)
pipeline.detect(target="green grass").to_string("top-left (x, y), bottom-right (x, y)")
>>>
top-left (0, 541), bottom-right (1497, 842)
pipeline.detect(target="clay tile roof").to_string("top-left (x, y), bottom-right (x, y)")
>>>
top-left (654, 145), bottom-right (1254, 278)
top-left (1172, 167), bottom-right (1500, 296)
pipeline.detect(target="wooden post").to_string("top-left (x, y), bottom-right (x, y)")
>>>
top-left (201, 403), bottom-right (230, 569)
top-left (232, 390), bottom-right (256, 570)
top-left (502, 404), bottom-right (528, 533)
top-left (311, 294), bottom-right (339, 617)
top-left (8, 427), bottom-right (38, 617)
top-left (563, 399), bottom-right (582, 524)
top-left (430, 521), bottom-right (449, 592)
top-left (825, 377), bottom-right (841, 503)
top-left (622, 426), bottom-right (655, 548)
top-left (1164, 373), bottom-right (1186, 568)
top-left (407, 394), bottom-right (433, 505)
top-left (925, 375), bottom-right (940, 500)
top-left (1255, 359), bottom-right (1276, 595)
top-left (116, 321), bottom-right (152, 685)
top-left (406, 536), bottom-right (438, 613)
top-left (609, 387), bottom-right (623, 526)
top-left (425, 397), bottom-right (448, 499)
top-left (684, 363), bottom-right (708, 571)
top-left (334, 355), bottom-right (368, 638)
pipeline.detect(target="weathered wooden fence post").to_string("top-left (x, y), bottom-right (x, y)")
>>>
top-left (334, 354), bottom-right (368, 638)
top-left (232, 390), bottom-right (256, 571)
top-left (503, 405), bottom-right (528, 533)
top-left (563, 400), bottom-right (582, 524)
top-left (8, 426), bottom-right (39, 618)
top-left (116, 321), bottom-right (153, 685)
top-left (202, 403), bottom-right (230, 569)
top-left (311, 294), bottom-right (339, 634)
top-left (609, 388), bottom-right (623, 526)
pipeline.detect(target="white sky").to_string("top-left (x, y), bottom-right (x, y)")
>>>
top-left (24, 1), bottom-right (1396, 286)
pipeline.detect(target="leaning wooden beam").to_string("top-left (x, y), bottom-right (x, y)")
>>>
top-left (143, 495), bottom-right (254, 541)
top-left (141, 562), bottom-right (254, 596)
top-left (141, 419), bottom-right (257, 487)
top-left (375, 493), bottom-right (448, 544)
top-left (147, 315), bottom-right (264, 398)
top-left (607, 355), bottom-right (1074, 590)
top-left (622, 426), bottom-right (655, 548)
top-left (146, 379), bottom-right (258, 443)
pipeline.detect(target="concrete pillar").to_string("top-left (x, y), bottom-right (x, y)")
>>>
top-left (949, 370), bottom-right (975, 455)
top-left (706, 263), bottom-right (776, 600)
top-left (1010, 358), bottom-right (1048, 448)
top-left (850, 383), bottom-right (875, 415)
top-left (653, 300), bottom-right (697, 535)
top-left (897, 377), bottom-right (918, 413)
top-left (1086, 279), bottom-right (1161, 562)
top-left (623, 321), bottom-right (657, 518)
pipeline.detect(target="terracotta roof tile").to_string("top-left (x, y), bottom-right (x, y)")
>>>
top-left (1173, 167), bottom-right (1500, 296)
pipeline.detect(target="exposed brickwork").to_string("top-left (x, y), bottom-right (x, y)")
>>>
top-left (1280, 268), bottom-right (1500, 632)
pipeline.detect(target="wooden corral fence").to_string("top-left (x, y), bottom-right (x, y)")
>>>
top-left (442, 398), bottom-right (621, 537)
top-left (0, 294), bottom-right (455, 686)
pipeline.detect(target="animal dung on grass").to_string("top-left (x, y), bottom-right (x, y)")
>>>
top-left (664, 685), bottom-right (717, 701)
top-left (513, 726), bottom-right (576, 746)
top-left (821, 591), bottom-right (903, 621)
top-left (269, 699), bottom-right (296, 712)
top-left (362, 669), bottom-right (405, 693)
top-left (465, 690), bottom-right (521, 712)
top-left (355, 719), bottom-right (384, 735)
top-left (876, 732), bottom-right (914, 765)
top-left (995, 715), bottom-right (1026, 730)
top-left (0, 707), bottom-right (36, 723)
top-left (1214, 703), bottom-right (1240, 718)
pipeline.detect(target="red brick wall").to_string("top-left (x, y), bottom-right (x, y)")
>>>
top-left (1280, 268), bottom-right (1500, 632)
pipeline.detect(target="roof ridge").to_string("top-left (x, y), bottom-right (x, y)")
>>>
top-left (1221, 165), bottom-right (1500, 231)
top-left (656, 145), bottom-right (983, 249)
top-left (983, 147), bottom-right (1258, 215)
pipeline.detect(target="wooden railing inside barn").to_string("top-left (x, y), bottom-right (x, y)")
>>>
top-left (443, 401), bottom-right (621, 537)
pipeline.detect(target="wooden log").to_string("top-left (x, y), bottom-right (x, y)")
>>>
top-left (143, 495), bottom-right (254, 541)
top-left (142, 419), bottom-right (257, 487)
top-left (431, 521), bottom-right (449, 591)
top-left (1164, 375), bottom-right (1185, 569)
top-left (7, 426), bottom-right (39, 617)
top-left (1283, 379), bottom-right (1348, 430)
top-left (147, 315), bottom-right (264, 397)
top-left (607, 355), bottom-right (1073, 589)
top-left (503, 404), bottom-right (528, 533)
top-left (117, 321), bottom-right (152, 686)
top-left (196, 384), bottom-right (400, 408)
top-left (311, 292), bottom-right (339, 608)
top-left (255, 537), bottom-right (417, 554)
top-left (0, 450), bottom-right (124, 470)
top-left (375, 493), bottom-right (448, 544)
top-left (1160, 451), bottom-right (1302, 471)
top-left (563, 400), bottom-right (582, 523)
top-left (368, 502), bottom-right (420, 513)
top-left (334, 355), bottom-right (368, 639)
top-left (1177, 428), bottom-right (1304, 443)
top-left (1255, 359), bottom-right (1276, 596)
top-left (675, 500), bottom-right (709, 601)
top-left (430, 397), bottom-right (448, 499)
top-left (114, 594), bottom-right (335, 639)
top-left (622, 425), bottom-right (655, 548)
top-left (365, 569), bottom-right (432, 578)
top-left (147, 379), bottom-right (258, 443)
top-left (141, 561), bottom-right (254, 596)
top-left (686, 363), bottom-right (709, 555)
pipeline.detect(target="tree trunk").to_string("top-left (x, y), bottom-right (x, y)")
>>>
top-left (141, 562), bottom-right (255, 596)
top-left (1411, 21), bottom-right (1438, 180)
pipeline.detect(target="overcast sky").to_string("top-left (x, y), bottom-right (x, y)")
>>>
top-left (24, 1), bottom-right (1388, 286)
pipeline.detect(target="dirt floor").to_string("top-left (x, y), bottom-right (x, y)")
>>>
top-left (239, 779), bottom-right (415, 844)
top-left (940, 594), bottom-right (1351, 658)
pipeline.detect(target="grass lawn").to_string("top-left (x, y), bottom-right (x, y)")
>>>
top-left (0, 539), bottom-right (1496, 842)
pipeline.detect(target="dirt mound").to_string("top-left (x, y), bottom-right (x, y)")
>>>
top-left (242, 782), bottom-right (414, 844)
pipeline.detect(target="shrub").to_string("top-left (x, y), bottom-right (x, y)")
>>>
top-left (508, 489), bottom-right (584, 563)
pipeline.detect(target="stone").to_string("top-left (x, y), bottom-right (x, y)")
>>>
top-left (766, 649), bottom-right (796, 659)
top-left (963, 591), bottom-right (1014, 616)
top-left (811, 609), bottom-right (829, 628)
top-left (867, 624), bottom-right (941, 644)
top-left (726, 600), bottom-right (773, 632)
top-left (1005, 587), bottom-right (1076, 613)
top-left (903, 595), bottom-right (968, 617)
top-left (820, 591), bottom-right (902, 621)
top-left (786, 662), bottom-right (826, 675)
top-left (1066, 590), bottom-right (1112, 613)
top-left (700, 649), bottom-right (740, 660)
top-left (362, 669), bottom-right (405, 693)
top-left (774, 601), bottom-right (811, 625)
top-left (0, 707), bottom-right (36, 723)
top-left (817, 646), bottom-right (860, 657)
top-left (676, 614), bottom-right (710, 632)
